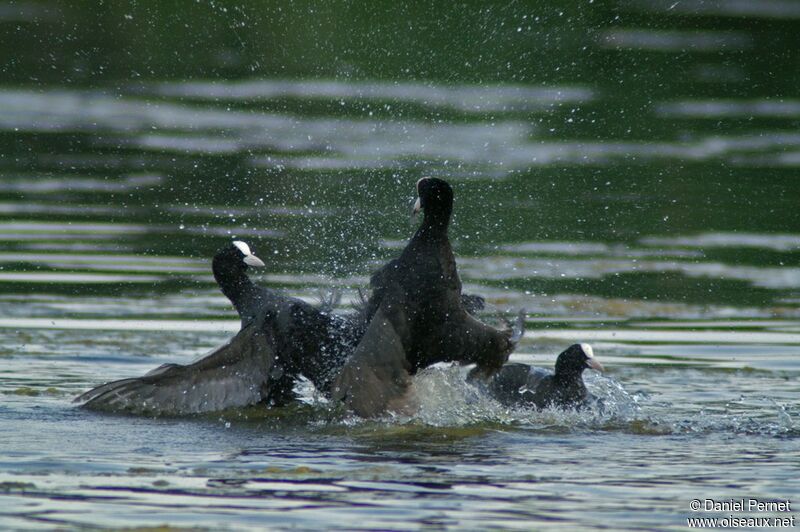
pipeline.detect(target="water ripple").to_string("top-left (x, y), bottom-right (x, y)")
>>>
top-left (155, 79), bottom-right (593, 113)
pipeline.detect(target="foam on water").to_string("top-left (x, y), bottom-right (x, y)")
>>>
top-left (316, 364), bottom-right (798, 439)
top-left (317, 365), bottom-right (800, 437)
top-left (408, 365), bottom-right (646, 430)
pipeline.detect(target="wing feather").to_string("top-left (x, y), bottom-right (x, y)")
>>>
top-left (332, 293), bottom-right (414, 418)
top-left (76, 324), bottom-right (276, 416)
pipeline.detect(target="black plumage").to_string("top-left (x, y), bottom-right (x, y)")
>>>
top-left (485, 343), bottom-right (604, 409)
top-left (211, 240), bottom-right (364, 401)
top-left (333, 177), bottom-right (523, 417)
top-left (211, 240), bottom-right (269, 328)
top-left (77, 241), bottom-right (365, 415)
top-left (75, 313), bottom-right (282, 415)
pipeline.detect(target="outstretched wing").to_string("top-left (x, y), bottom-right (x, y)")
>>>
top-left (332, 289), bottom-right (414, 418)
top-left (76, 323), bottom-right (277, 416)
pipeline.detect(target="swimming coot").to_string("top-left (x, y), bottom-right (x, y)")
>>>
top-left (485, 343), bottom-right (604, 410)
top-left (333, 177), bottom-right (524, 417)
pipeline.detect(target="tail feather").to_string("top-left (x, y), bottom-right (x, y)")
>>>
top-left (316, 289), bottom-right (342, 313)
top-left (73, 378), bottom-right (141, 405)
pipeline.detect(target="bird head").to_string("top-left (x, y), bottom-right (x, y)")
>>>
top-left (215, 240), bottom-right (266, 271)
top-left (554, 343), bottom-right (604, 378)
top-left (412, 177), bottom-right (454, 223)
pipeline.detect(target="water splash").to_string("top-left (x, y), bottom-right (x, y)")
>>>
top-left (412, 365), bottom-right (514, 427)
top-left (302, 364), bottom-right (799, 439)
top-left (395, 365), bottom-right (643, 430)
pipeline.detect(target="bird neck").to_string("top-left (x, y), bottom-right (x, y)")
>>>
top-left (416, 208), bottom-right (451, 239)
top-left (212, 260), bottom-right (256, 308)
top-left (554, 369), bottom-right (582, 385)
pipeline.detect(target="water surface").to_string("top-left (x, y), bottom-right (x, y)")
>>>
top-left (1, 1), bottom-right (799, 530)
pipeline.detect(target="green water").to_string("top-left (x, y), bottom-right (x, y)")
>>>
top-left (0, 1), bottom-right (799, 530)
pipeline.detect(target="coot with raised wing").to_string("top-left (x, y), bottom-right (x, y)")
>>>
top-left (333, 177), bottom-right (523, 417)
top-left (77, 240), bottom-right (366, 414)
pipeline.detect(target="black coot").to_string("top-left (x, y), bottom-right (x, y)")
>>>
top-left (76, 241), bottom-right (366, 415)
top-left (212, 240), bottom-right (268, 327)
top-left (212, 240), bottom-right (342, 324)
top-left (333, 177), bottom-right (524, 417)
top-left (485, 343), bottom-right (604, 409)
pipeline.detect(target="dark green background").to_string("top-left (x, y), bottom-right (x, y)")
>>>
top-left (1, 0), bottom-right (798, 308)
